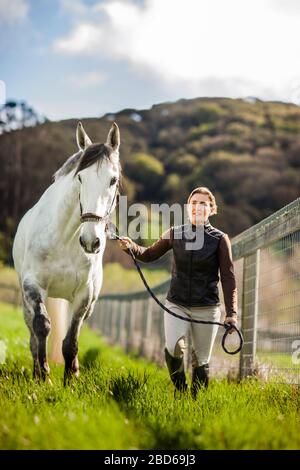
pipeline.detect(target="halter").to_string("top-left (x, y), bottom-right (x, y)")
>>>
top-left (79, 183), bottom-right (119, 225)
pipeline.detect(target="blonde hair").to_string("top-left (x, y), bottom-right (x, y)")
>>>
top-left (187, 187), bottom-right (218, 215)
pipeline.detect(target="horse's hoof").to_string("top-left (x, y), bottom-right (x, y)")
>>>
top-left (71, 357), bottom-right (80, 376)
top-left (33, 366), bottom-right (41, 380)
top-left (37, 362), bottom-right (51, 382)
top-left (43, 362), bottom-right (50, 374)
top-left (63, 366), bottom-right (80, 386)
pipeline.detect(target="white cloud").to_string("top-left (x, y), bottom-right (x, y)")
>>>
top-left (55, 23), bottom-right (103, 55)
top-left (53, 0), bottom-right (300, 102)
top-left (0, 0), bottom-right (29, 23)
top-left (68, 71), bottom-right (107, 88)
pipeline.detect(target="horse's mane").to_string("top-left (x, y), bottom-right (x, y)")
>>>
top-left (53, 143), bottom-right (122, 190)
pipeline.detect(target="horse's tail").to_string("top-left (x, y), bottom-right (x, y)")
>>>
top-left (47, 298), bottom-right (69, 364)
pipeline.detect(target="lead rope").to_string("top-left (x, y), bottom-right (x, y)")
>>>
top-left (107, 229), bottom-right (243, 355)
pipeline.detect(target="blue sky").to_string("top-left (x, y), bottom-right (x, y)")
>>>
top-left (1, 0), bottom-right (300, 120)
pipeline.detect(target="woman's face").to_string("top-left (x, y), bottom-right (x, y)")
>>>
top-left (187, 193), bottom-right (212, 225)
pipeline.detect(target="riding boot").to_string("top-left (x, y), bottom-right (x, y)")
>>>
top-left (164, 348), bottom-right (188, 393)
top-left (191, 363), bottom-right (209, 399)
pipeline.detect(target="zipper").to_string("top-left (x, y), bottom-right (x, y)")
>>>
top-left (188, 246), bottom-right (193, 305)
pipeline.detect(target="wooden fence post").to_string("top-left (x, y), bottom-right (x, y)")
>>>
top-left (139, 299), bottom-right (151, 356)
top-left (125, 300), bottom-right (135, 353)
top-left (119, 302), bottom-right (127, 348)
top-left (239, 249), bottom-right (260, 378)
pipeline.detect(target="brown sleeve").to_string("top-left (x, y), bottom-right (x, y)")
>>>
top-left (124, 227), bottom-right (173, 263)
top-left (218, 234), bottom-right (238, 318)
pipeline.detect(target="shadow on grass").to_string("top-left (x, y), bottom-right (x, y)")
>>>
top-left (81, 348), bottom-right (101, 369)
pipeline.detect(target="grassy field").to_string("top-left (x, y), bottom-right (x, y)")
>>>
top-left (0, 301), bottom-right (300, 450)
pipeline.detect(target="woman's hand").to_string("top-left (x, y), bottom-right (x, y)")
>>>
top-left (118, 236), bottom-right (133, 251)
top-left (224, 316), bottom-right (238, 334)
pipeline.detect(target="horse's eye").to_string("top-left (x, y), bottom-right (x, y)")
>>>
top-left (110, 176), bottom-right (117, 186)
top-left (78, 174), bottom-right (82, 184)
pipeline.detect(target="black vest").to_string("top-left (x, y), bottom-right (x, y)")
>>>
top-left (166, 221), bottom-right (225, 307)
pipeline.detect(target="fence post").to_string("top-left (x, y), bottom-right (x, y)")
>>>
top-left (119, 301), bottom-right (127, 348)
top-left (140, 299), bottom-right (152, 356)
top-left (239, 249), bottom-right (260, 378)
top-left (105, 301), bottom-right (112, 337)
top-left (115, 301), bottom-right (122, 344)
top-left (126, 300), bottom-right (136, 353)
top-left (110, 301), bottom-right (117, 343)
top-left (98, 300), bottom-right (105, 332)
top-left (157, 299), bottom-right (165, 365)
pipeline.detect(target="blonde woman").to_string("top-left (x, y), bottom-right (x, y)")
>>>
top-left (119, 187), bottom-right (238, 399)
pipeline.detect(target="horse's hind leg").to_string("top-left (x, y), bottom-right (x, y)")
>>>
top-left (30, 333), bottom-right (40, 378)
top-left (23, 281), bottom-right (51, 380)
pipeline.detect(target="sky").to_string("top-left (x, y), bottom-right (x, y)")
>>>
top-left (1, 0), bottom-right (300, 121)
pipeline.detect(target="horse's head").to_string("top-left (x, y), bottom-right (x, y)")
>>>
top-left (75, 122), bottom-right (121, 254)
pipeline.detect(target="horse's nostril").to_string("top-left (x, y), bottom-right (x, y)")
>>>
top-left (79, 236), bottom-right (85, 249)
top-left (93, 238), bottom-right (100, 252)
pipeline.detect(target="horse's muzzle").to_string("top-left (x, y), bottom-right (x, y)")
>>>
top-left (79, 236), bottom-right (100, 254)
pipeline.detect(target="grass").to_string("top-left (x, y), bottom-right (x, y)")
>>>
top-left (0, 301), bottom-right (300, 450)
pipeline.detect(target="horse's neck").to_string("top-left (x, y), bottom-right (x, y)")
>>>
top-left (47, 172), bottom-right (81, 243)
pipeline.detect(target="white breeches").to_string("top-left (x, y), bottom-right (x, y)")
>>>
top-left (164, 299), bottom-right (221, 367)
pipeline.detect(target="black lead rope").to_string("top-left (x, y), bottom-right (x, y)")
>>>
top-left (108, 230), bottom-right (243, 355)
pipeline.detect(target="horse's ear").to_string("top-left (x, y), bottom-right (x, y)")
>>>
top-left (76, 122), bottom-right (92, 150)
top-left (106, 122), bottom-right (120, 152)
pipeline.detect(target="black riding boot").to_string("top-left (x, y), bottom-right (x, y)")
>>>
top-left (191, 363), bottom-right (209, 399)
top-left (164, 348), bottom-right (188, 393)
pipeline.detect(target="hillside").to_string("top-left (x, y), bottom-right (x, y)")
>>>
top-left (0, 96), bottom-right (299, 264)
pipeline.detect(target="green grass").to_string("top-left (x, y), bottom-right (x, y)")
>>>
top-left (0, 301), bottom-right (300, 450)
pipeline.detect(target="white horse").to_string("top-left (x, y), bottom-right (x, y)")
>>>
top-left (13, 122), bottom-right (121, 382)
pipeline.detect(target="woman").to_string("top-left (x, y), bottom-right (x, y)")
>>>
top-left (119, 187), bottom-right (238, 398)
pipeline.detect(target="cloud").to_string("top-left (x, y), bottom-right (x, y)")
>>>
top-left (0, 0), bottom-right (29, 23)
top-left (53, 0), bottom-right (300, 101)
top-left (55, 23), bottom-right (103, 55)
top-left (68, 71), bottom-right (107, 88)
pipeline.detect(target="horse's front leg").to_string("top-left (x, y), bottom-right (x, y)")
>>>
top-left (62, 294), bottom-right (94, 384)
top-left (23, 281), bottom-right (51, 380)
